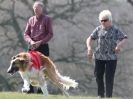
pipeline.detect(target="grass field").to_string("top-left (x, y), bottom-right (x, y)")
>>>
top-left (0, 92), bottom-right (121, 99)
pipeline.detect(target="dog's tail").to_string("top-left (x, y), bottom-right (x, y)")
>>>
top-left (56, 70), bottom-right (78, 90)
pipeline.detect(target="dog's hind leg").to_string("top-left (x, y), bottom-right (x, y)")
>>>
top-left (45, 70), bottom-right (69, 96)
top-left (40, 82), bottom-right (48, 96)
top-left (61, 88), bottom-right (69, 96)
top-left (39, 70), bottom-right (48, 96)
top-left (54, 81), bottom-right (69, 96)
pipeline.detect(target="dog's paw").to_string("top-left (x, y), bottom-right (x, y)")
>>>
top-left (22, 87), bottom-right (30, 93)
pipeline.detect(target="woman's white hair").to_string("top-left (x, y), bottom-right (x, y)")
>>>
top-left (99, 10), bottom-right (112, 22)
top-left (33, 1), bottom-right (44, 8)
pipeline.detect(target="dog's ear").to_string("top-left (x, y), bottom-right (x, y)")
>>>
top-left (12, 54), bottom-right (20, 60)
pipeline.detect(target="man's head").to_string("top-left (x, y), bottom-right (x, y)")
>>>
top-left (33, 1), bottom-right (44, 18)
top-left (99, 10), bottom-right (112, 28)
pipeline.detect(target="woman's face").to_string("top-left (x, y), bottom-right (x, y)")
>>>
top-left (100, 17), bottom-right (112, 28)
top-left (33, 4), bottom-right (43, 17)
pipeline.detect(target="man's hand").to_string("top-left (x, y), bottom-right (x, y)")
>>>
top-left (30, 41), bottom-right (42, 50)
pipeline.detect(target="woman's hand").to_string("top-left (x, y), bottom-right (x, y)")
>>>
top-left (115, 46), bottom-right (121, 53)
top-left (87, 49), bottom-right (93, 63)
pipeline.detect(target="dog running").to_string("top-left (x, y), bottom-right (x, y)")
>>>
top-left (7, 51), bottom-right (78, 96)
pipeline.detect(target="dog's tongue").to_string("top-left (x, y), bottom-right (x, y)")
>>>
top-left (29, 51), bottom-right (41, 70)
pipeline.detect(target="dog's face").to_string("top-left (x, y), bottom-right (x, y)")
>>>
top-left (7, 52), bottom-right (31, 75)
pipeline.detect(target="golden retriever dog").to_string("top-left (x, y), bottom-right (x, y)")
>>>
top-left (7, 51), bottom-right (78, 96)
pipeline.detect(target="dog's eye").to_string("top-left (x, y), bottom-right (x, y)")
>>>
top-left (20, 60), bottom-right (29, 64)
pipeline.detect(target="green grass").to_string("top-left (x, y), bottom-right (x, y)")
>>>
top-left (0, 92), bottom-right (121, 99)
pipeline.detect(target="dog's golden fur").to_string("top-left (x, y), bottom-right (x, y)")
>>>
top-left (7, 51), bottom-right (78, 95)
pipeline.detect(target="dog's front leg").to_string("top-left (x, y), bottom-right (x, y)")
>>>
top-left (19, 72), bottom-right (30, 93)
top-left (22, 79), bottom-right (30, 93)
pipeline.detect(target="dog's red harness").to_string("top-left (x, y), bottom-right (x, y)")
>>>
top-left (29, 51), bottom-right (41, 70)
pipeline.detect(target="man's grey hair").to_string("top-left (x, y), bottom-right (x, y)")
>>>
top-left (99, 10), bottom-right (112, 22)
top-left (33, 1), bottom-right (44, 8)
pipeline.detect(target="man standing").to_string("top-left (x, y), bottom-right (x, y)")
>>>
top-left (86, 10), bottom-right (127, 98)
top-left (24, 1), bottom-right (53, 95)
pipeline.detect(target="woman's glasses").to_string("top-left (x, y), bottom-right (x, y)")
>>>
top-left (100, 19), bottom-right (108, 22)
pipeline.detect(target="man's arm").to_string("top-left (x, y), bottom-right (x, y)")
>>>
top-left (24, 19), bottom-right (35, 45)
top-left (41, 17), bottom-right (53, 44)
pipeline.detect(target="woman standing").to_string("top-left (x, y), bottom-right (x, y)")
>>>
top-left (86, 10), bottom-right (127, 98)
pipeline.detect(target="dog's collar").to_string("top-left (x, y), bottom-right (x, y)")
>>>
top-left (28, 51), bottom-right (41, 70)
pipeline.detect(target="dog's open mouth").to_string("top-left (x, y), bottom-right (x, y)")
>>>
top-left (7, 67), bottom-right (19, 75)
top-left (9, 71), bottom-right (16, 75)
